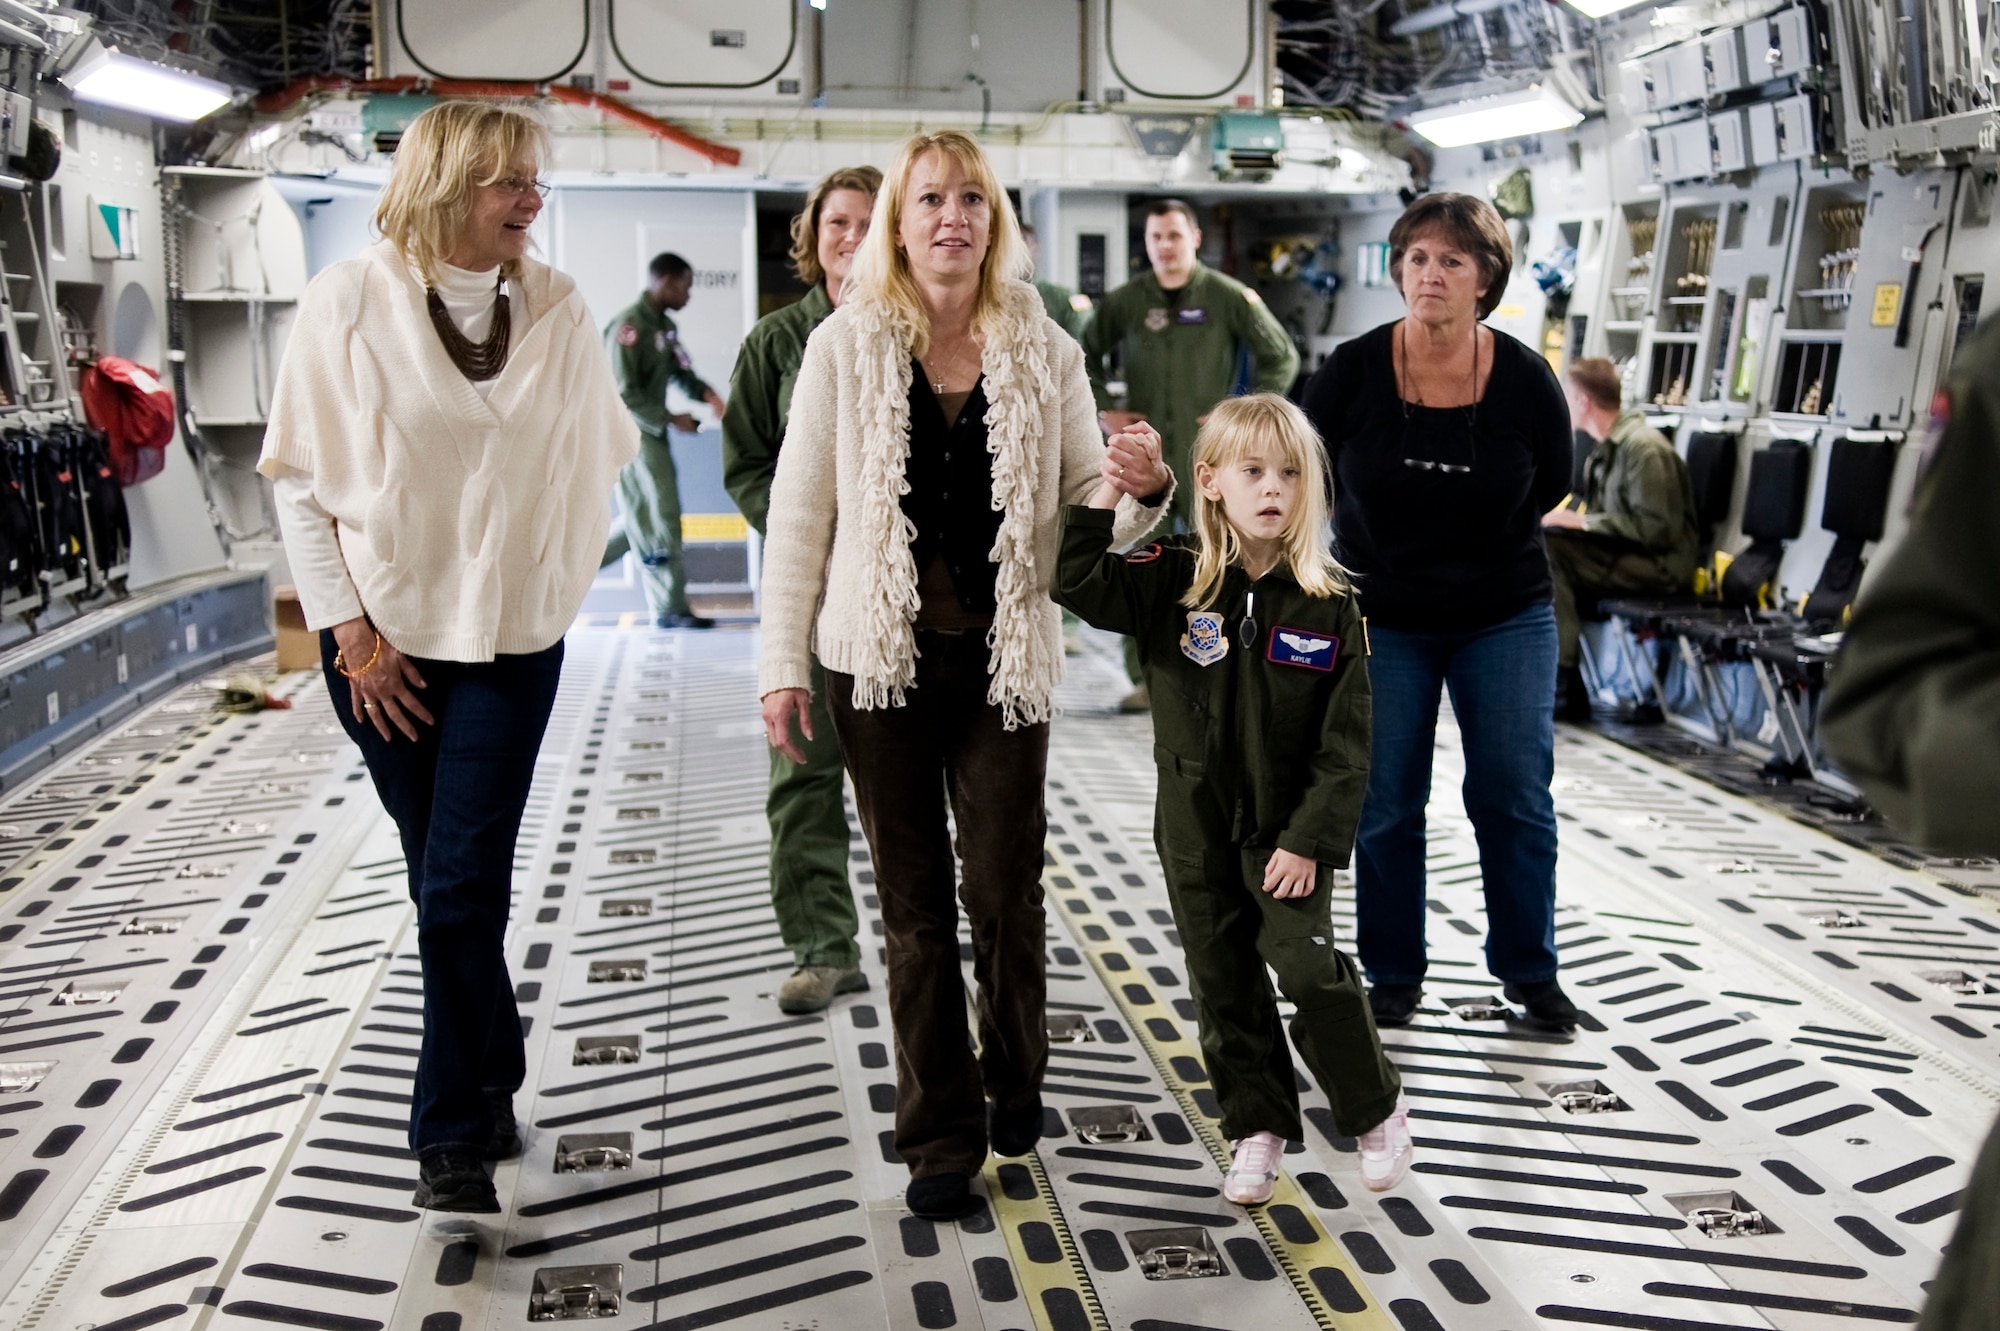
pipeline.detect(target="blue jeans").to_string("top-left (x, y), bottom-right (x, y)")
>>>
top-left (1354, 602), bottom-right (1560, 987)
top-left (321, 631), bottom-right (563, 1158)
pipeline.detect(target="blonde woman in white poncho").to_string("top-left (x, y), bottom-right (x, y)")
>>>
top-left (258, 102), bottom-right (637, 1214)
top-left (758, 130), bottom-right (1171, 1221)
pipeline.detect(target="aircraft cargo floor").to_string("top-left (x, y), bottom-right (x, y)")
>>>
top-left (0, 622), bottom-right (1992, 1331)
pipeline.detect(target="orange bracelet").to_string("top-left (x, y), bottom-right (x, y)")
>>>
top-left (333, 631), bottom-right (382, 679)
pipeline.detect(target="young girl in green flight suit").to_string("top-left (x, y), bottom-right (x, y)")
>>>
top-left (1054, 393), bottom-right (1413, 1202)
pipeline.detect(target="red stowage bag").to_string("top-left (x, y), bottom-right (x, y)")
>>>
top-left (79, 357), bottom-right (176, 486)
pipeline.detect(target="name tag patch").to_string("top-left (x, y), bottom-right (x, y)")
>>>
top-left (1267, 625), bottom-right (1338, 671)
top-left (1175, 307), bottom-right (1208, 325)
top-left (1181, 611), bottom-right (1229, 666)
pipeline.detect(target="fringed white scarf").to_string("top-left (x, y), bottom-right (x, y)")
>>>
top-left (841, 280), bottom-right (1060, 730)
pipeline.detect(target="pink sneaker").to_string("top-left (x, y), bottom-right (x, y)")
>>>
top-left (1358, 1094), bottom-right (1413, 1191)
top-left (1222, 1131), bottom-right (1286, 1205)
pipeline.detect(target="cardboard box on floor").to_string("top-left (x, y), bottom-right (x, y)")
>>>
top-left (273, 585), bottom-right (317, 672)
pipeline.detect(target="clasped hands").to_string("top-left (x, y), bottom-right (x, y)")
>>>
top-left (1090, 419), bottom-right (1173, 508)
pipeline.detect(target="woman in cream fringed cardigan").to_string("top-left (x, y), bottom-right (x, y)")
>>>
top-left (259, 102), bottom-right (636, 1214)
top-left (759, 130), bottom-right (1172, 1220)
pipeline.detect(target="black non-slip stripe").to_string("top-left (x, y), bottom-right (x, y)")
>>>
top-left (119, 1165), bottom-right (265, 1211)
top-left (643, 1270), bottom-right (875, 1331)
top-left (146, 1132), bottom-right (284, 1174)
top-left (1896, 1190), bottom-right (1964, 1225)
top-left (1744, 1082), bottom-right (1837, 1112)
top-left (629, 1199), bottom-right (860, 1260)
top-left (1077, 1199), bottom-right (1239, 1228)
top-left (1822, 1056), bottom-right (1914, 1076)
top-left (0, 1030), bottom-right (103, 1056)
top-left (0, 1009), bottom-right (123, 1037)
top-left (1380, 1042), bottom-right (1605, 1070)
top-left (241, 1263), bottom-right (397, 1295)
top-left (1538, 1305), bottom-right (1780, 1331)
top-left (1711, 1060), bottom-right (1802, 1087)
top-left (237, 1007), bottom-right (349, 1038)
top-left (1052, 1146), bottom-right (1206, 1171)
top-left (1626, 1000), bottom-right (1708, 1024)
top-left (1655, 1081), bottom-right (1727, 1122)
top-left (534, 1063), bottom-right (833, 1128)
top-left (1654, 1020), bottom-right (1738, 1045)
top-left (643, 1085), bottom-right (838, 1132)
top-left (1438, 1195), bottom-right (1685, 1228)
top-left (507, 1170), bottom-right (854, 1259)
top-left (1416, 1137), bottom-right (1739, 1177)
top-left (1417, 1106), bottom-right (1700, 1145)
top-left (192, 1067), bottom-right (318, 1103)
top-left (629, 1235), bottom-right (868, 1302)
top-left (1680, 1039), bottom-right (1772, 1065)
top-left (274, 1194), bottom-right (418, 1224)
top-left (517, 1137), bottom-right (846, 1216)
top-left (1835, 1215), bottom-right (1905, 1256)
top-left (290, 1165), bottom-right (414, 1192)
top-left (1469, 1227), bottom-right (1864, 1278)
top-left (1068, 1171), bottom-right (1220, 1199)
top-left (74, 1306), bottom-right (186, 1331)
top-left (217, 1300), bottom-right (383, 1331)
top-left (306, 1137), bottom-right (414, 1161)
top-left (175, 1094), bottom-right (304, 1132)
top-left (1385, 1060), bottom-right (1522, 1082)
top-left (1794, 1037), bottom-right (1917, 1060)
top-left (1412, 1161), bottom-right (1646, 1193)
top-left (320, 1112), bottom-right (407, 1134)
top-left (1641, 1281), bottom-right (1916, 1322)
top-left (1601, 984), bottom-right (1683, 1006)
top-left (1776, 1103), bottom-right (1873, 1137)
top-left (639, 1111), bottom-right (845, 1161)
top-left (103, 1257), bottom-right (218, 1297)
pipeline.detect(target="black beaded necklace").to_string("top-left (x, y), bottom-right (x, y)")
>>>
top-left (426, 275), bottom-right (511, 381)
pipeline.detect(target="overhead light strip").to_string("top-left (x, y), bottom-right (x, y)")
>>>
top-left (1406, 83), bottom-right (1583, 148)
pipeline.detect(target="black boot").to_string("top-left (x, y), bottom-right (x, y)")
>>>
top-left (1504, 980), bottom-right (1581, 1032)
top-left (1368, 983), bottom-right (1423, 1026)
top-left (1555, 666), bottom-right (1593, 723)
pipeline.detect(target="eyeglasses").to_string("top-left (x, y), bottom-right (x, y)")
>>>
top-left (1402, 457), bottom-right (1473, 474)
top-left (489, 175), bottom-right (551, 198)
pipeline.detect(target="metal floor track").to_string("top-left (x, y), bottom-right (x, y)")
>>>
top-left (0, 624), bottom-right (1991, 1331)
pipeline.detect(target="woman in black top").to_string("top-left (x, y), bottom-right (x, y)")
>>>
top-left (1298, 193), bottom-right (1579, 1032)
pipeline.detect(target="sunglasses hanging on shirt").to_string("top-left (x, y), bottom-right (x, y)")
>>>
top-left (1398, 318), bottom-right (1480, 475)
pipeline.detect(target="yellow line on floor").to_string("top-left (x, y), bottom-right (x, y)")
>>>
top-left (982, 1149), bottom-right (1113, 1331)
top-left (1042, 845), bottom-right (1398, 1331)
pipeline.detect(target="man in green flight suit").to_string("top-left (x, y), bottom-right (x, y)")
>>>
top-left (1023, 223), bottom-right (1090, 342)
top-left (1083, 197), bottom-right (1300, 707)
top-left (721, 165), bottom-right (880, 1014)
top-left (1820, 313), bottom-right (2000, 1331)
top-left (601, 252), bottom-right (729, 630)
top-left (1543, 357), bottom-right (1699, 720)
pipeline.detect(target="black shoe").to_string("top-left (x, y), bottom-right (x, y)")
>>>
top-left (484, 1090), bottom-right (521, 1161)
top-left (413, 1152), bottom-right (500, 1212)
top-left (906, 1172), bottom-right (980, 1220)
top-left (1555, 666), bottom-right (1594, 723)
top-left (1504, 979), bottom-right (1581, 1032)
top-left (1368, 983), bottom-right (1423, 1026)
top-left (989, 1095), bottom-right (1044, 1157)
top-left (656, 611), bottom-right (715, 630)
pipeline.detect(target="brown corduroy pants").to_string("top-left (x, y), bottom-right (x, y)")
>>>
top-left (825, 631), bottom-right (1050, 1178)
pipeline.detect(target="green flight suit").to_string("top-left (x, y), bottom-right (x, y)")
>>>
top-left (1053, 505), bottom-right (1400, 1142)
top-left (601, 297), bottom-right (715, 619)
top-left (1082, 263), bottom-right (1301, 525)
top-left (720, 284), bottom-right (859, 970)
top-left (1821, 314), bottom-right (2000, 1331)
top-left (1036, 278), bottom-right (1088, 342)
top-left (1546, 410), bottom-right (1701, 667)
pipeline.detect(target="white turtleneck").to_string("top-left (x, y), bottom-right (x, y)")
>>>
top-left (271, 259), bottom-right (534, 629)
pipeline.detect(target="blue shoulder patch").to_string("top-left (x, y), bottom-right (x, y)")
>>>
top-left (1266, 625), bottom-right (1339, 671)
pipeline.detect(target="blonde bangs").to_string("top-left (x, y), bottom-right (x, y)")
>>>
top-left (846, 130), bottom-right (1031, 358)
top-left (1181, 394), bottom-right (1350, 609)
top-left (372, 101), bottom-right (550, 286)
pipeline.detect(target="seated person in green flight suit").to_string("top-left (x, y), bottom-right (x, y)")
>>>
top-left (1543, 357), bottom-right (1699, 721)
